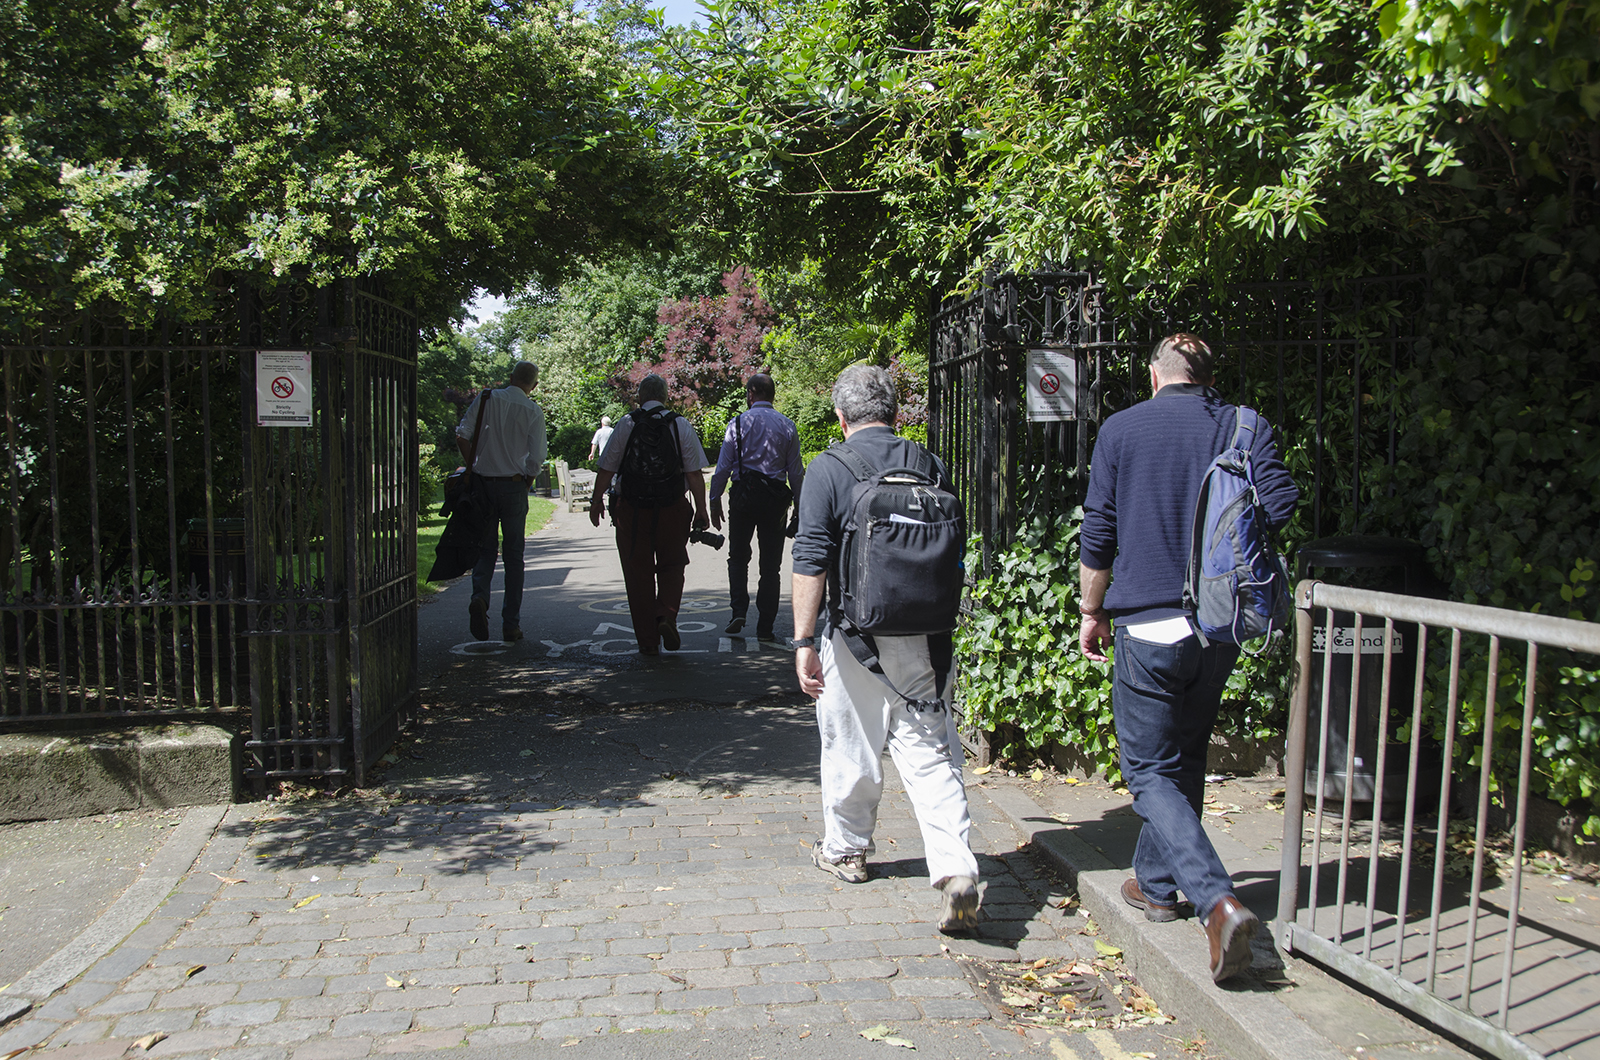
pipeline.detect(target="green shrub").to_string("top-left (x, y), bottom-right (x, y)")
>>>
top-left (550, 423), bottom-right (592, 466)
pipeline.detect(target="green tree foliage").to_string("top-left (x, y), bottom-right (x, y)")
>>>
top-left (0, 0), bottom-right (672, 329)
top-left (649, 0), bottom-right (1463, 296)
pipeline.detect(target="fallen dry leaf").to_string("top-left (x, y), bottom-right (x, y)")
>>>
top-left (973, 765), bottom-right (992, 775)
top-left (131, 1032), bottom-right (168, 1050)
top-left (185, 965), bottom-right (205, 978)
top-left (385, 975), bottom-right (404, 989)
top-left (860, 1024), bottom-right (916, 1049)
top-left (292, 894), bottom-right (320, 909)
top-left (208, 872), bottom-right (246, 885)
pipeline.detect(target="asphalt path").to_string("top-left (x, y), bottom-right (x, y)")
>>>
top-left (417, 501), bottom-right (798, 710)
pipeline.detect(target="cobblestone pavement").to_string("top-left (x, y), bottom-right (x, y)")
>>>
top-left (0, 742), bottom-right (1207, 1060)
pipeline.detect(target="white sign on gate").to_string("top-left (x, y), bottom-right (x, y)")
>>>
top-left (1026, 349), bottom-right (1079, 422)
top-left (256, 351), bottom-right (313, 427)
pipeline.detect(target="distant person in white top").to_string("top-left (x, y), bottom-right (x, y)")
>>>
top-left (455, 361), bottom-right (547, 643)
top-left (588, 416), bottom-right (614, 463)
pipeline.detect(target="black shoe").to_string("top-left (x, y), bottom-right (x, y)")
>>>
top-left (725, 615), bottom-right (746, 635)
top-left (468, 597), bottom-right (489, 641)
top-left (756, 630), bottom-right (778, 643)
top-left (658, 617), bottom-right (681, 652)
top-left (503, 627), bottom-right (523, 643)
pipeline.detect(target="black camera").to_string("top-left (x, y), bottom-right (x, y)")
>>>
top-left (689, 528), bottom-right (725, 550)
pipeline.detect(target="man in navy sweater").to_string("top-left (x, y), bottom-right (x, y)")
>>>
top-left (1078, 333), bottom-right (1298, 983)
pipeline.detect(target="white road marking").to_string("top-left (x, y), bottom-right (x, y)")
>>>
top-left (540, 639), bottom-right (592, 658)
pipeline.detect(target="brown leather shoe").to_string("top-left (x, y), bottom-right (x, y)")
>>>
top-left (1204, 895), bottom-right (1259, 983)
top-left (1121, 877), bottom-right (1178, 923)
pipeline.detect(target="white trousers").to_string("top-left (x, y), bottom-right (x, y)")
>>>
top-left (816, 630), bottom-right (980, 888)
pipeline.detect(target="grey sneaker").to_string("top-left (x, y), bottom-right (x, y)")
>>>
top-left (938, 875), bottom-right (980, 933)
top-left (811, 840), bottom-right (867, 884)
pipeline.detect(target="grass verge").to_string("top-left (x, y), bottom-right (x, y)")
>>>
top-left (417, 494), bottom-right (558, 597)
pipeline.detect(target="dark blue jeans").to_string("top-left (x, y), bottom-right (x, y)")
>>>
top-left (471, 477), bottom-right (530, 632)
top-left (1113, 625), bottom-right (1240, 922)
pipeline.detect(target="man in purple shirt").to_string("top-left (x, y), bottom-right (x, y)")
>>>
top-left (709, 374), bottom-right (804, 640)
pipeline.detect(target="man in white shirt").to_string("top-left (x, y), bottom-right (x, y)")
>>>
top-left (588, 416), bottom-right (614, 463)
top-left (588, 375), bottom-right (710, 656)
top-left (455, 361), bottom-right (547, 643)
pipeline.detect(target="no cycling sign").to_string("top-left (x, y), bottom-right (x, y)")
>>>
top-left (1026, 348), bottom-right (1080, 422)
top-left (256, 351), bottom-right (313, 427)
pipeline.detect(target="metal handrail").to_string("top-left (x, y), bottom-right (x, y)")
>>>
top-left (1278, 579), bottom-right (1599, 1060)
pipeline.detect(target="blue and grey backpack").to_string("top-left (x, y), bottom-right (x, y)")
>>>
top-left (1182, 407), bottom-right (1291, 652)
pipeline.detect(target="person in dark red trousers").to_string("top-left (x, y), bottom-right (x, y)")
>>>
top-left (587, 375), bottom-right (710, 656)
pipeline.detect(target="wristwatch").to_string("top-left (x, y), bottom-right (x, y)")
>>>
top-left (792, 637), bottom-right (817, 648)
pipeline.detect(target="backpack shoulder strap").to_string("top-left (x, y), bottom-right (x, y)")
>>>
top-left (823, 441), bottom-right (877, 482)
top-left (1231, 406), bottom-right (1262, 452)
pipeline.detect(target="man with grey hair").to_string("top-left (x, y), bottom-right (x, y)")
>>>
top-left (589, 375), bottom-right (710, 655)
top-left (455, 360), bottom-right (547, 642)
top-left (1078, 332), bottom-right (1297, 982)
top-left (790, 364), bottom-right (981, 933)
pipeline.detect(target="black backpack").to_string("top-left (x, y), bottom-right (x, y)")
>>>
top-left (823, 440), bottom-right (966, 708)
top-left (618, 406), bottom-right (686, 508)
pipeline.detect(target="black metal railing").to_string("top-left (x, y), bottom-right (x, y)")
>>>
top-left (1, 279), bottom-right (418, 787)
top-left (928, 270), bottom-right (1426, 572)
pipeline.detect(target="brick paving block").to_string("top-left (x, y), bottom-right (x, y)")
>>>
top-left (889, 977), bottom-right (973, 999)
top-left (729, 947), bottom-right (805, 968)
top-left (49, 1018), bottom-right (112, 1045)
top-left (607, 937), bottom-right (665, 957)
top-left (151, 946), bottom-right (237, 968)
top-left (494, 999), bottom-right (579, 1023)
top-left (769, 1002), bottom-right (846, 1027)
top-left (410, 1004), bottom-right (494, 1030)
top-left (846, 999), bottom-right (924, 1022)
top-left (498, 959), bottom-right (568, 984)
top-left (194, 1000), bottom-right (284, 1028)
top-left (325, 974), bottom-right (392, 996)
top-left (372, 1029), bottom-right (467, 1053)
top-left (735, 983), bottom-right (816, 1005)
top-left (405, 967), bottom-right (492, 989)
top-left (703, 1005), bottom-right (769, 1030)
top-left (802, 941), bottom-right (883, 962)
top-left (332, 1011), bottom-right (413, 1038)
top-left (668, 987), bottom-right (736, 1009)
top-left (655, 950), bottom-right (729, 972)
top-left (369, 987), bottom-right (454, 1011)
top-left (111, 1010), bottom-right (200, 1037)
top-left (817, 980), bottom-right (892, 1003)
top-left (237, 1017), bottom-right (332, 1045)
top-left (612, 972), bottom-right (685, 995)
top-left (781, 910), bottom-right (852, 929)
top-left (245, 942), bottom-right (326, 961)
top-left (918, 996), bottom-right (992, 1019)
top-left (178, 926), bottom-right (262, 948)
top-left (945, 937), bottom-right (1031, 961)
top-left (577, 921), bottom-right (647, 941)
top-left (581, 994), bottom-right (658, 1017)
top-left (682, 966), bottom-right (755, 988)
top-left (757, 963), bottom-right (833, 984)
top-left (666, 933), bottom-right (751, 953)
top-left (284, 995), bottom-right (374, 1020)
top-left (825, 957), bottom-right (901, 980)
top-left (16, 1041), bottom-right (126, 1060)
top-left (528, 978), bottom-right (609, 1002)
top-left (281, 957), bottom-right (364, 978)
top-left (496, 925), bottom-right (576, 947)
top-left (369, 951), bottom-right (459, 974)
top-left (404, 914), bottom-right (481, 933)
top-left (751, 928), bottom-right (830, 947)
top-left (876, 939), bottom-right (948, 958)
top-left (534, 1017), bottom-right (611, 1038)
top-left (465, 1025), bottom-right (536, 1048)
top-left (895, 956), bottom-right (965, 977)
top-left (144, 1026), bottom-right (245, 1054)
top-left (616, 1013), bottom-right (700, 1034)
top-left (355, 877), bottom-right (426, 896)
top-left (293, 1035), bottom-right (372, 1059)
top-left (154, 983), bottom-right (242, 1010)
top-left (87, 991), bottom-right (157, 1017)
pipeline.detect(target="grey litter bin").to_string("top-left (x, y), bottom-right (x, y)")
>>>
top-left (1297, 535), bottom-right (1442, 803)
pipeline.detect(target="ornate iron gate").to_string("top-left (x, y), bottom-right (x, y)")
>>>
top-left (1, 279), bottom-right (418, 788)
top-left (928, 270), bottom-right (1426, 571)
